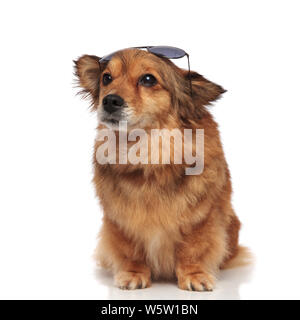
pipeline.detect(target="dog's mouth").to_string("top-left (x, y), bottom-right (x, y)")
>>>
top-left (98, 107), bottom-right (128, 128)
top-left (101, 115), bottom-right (120, 125)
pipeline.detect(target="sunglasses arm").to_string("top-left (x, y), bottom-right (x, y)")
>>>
top-left (186, 54), bottom-right (193, 97)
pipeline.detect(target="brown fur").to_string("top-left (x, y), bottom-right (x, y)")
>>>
top-left (74, 49), bottom-right (248, 291)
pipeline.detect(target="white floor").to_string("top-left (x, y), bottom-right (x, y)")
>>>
top-left (93, 265), bottom-right (255, 300)
top-left (91, 254), bottom-right (299, 300)
top-left (1, 229), bottom-right (299, 300)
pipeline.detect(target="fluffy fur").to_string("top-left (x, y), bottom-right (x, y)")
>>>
top-left (74, 49), bottom-right (248, 291)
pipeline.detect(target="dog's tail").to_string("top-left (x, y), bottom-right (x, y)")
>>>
top-left (221, 245), bottom-right (253, 270)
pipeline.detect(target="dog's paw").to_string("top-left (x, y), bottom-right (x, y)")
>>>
top-left (177, 272), bottom-right (215, 292)
top-left (114, 271), bottom-right (151, 290)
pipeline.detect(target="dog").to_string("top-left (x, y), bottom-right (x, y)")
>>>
top-left (74, 48), bottom-right (249, 291)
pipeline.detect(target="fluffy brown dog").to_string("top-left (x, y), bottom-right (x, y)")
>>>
top-left (75, 48), bottom-right (247, 291)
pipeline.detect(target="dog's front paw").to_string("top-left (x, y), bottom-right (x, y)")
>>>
top-left (177, 272), bottom-right (215, 292)
top-left (114, 271), bottom-right (151, 290)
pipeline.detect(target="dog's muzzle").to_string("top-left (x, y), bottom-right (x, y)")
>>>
top-left (100, 94), bottom-right (128, 126)
top-left (102, 94), bottom-right (124, 114)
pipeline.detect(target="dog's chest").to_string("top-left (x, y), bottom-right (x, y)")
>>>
top-left (142, 228), bottom-right (178, 279)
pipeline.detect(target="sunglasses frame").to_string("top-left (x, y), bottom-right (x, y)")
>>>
top-left (100, 46), bottom-right (193, 96)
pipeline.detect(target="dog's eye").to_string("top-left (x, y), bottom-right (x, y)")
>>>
top-left (102, 73), bottom-right (112, 86)
top-left (139, 74), bottom-right (157, 87)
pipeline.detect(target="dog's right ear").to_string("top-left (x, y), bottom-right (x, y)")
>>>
top-left (74, 55), bottom-right (104, 108)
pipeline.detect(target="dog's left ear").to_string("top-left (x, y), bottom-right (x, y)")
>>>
top-left (185, 71), bottom-right (226, 105)
top-left (74, 55), bottom-right (104, 107)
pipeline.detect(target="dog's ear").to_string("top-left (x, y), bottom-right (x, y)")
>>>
top-left (74, 55), bottom-right (104, 108)
top-left (173, 70), bottom-right (226, 123)
top-left (185, 71), bottom-right (226, 105)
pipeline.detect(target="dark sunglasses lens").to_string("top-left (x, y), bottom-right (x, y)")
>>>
top-left (148, 46), bottom-right (186, 59)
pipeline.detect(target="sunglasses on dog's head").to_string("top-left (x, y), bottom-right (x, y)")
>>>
top-left (100, 46), bottom-right (192, 96)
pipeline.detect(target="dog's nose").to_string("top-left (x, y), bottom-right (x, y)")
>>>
top-left (102, 94), bottom-right (124, 113)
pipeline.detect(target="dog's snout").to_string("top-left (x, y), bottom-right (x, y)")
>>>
top-left (103, 94), bottom-right (124, 114)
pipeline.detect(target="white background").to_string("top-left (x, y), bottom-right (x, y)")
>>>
top-left (0, 0), bottom-right (299, 300)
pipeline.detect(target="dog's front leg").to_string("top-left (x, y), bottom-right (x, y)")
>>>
top-left (96, 217), bottom-right (151, 290)
top-left (175, 210), bottom-right (227, 291)
top-left (114, 261), bottom-right (151, 290)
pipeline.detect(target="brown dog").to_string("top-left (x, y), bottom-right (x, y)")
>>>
top-left (75, 48), bottom-right (248, 291)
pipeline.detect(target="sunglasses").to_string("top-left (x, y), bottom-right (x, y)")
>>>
top-left (99, 46), bottom-right (192, 96)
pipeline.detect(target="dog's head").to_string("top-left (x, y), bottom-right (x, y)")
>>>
top-left (74, 49), bottom-right (225, 129)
